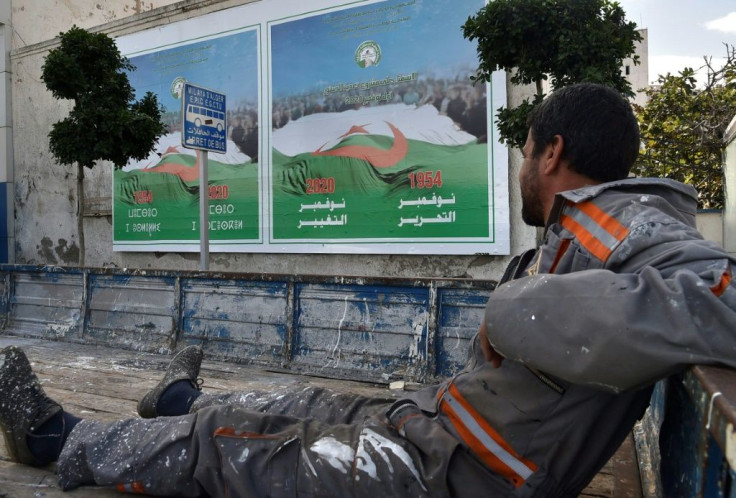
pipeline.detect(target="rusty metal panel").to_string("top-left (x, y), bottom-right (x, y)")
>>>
top-left (180, 278), bottom-right (289, 367)
top-left (6, 271), bottom-right (84, 339)
top-left (291, 283), bottom-right (430, 382)
top-left (658, 367), bottom-right (736, 497)
top-left (86, 274), bottom-right (176, 352)
top-left (635, 381), bottom-right (665, 497)
top-left (436, 288), bottom-right (492, 377)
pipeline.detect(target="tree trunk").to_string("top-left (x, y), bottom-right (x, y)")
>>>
top-left (76, 163), bottom-right (85, 268)
top-left (536, 79), bottom-right (544, 98)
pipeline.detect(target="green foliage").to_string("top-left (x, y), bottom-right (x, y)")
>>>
top-left (463, 0), bottom-right (641, 148)
top-left (633, 46), bottom-right (736, 209)
top-left (495, 94), bottom-right (544, 147)
top-left (41, 26), bottom-right (166, 169)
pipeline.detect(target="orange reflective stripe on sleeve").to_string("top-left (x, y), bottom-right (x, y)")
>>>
top-left (574, 200), bottom-right (629, 240)
top-left (560, 214), bottom-right (613, 261)
top-left (560, 201), bottom-right (629, 262)
top-left (440, 383), bottom-right (537, 488)
top-left (710, 266), bottom-right (733, 297)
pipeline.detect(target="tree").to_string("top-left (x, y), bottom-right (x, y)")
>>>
top-left (462, 0), bottom-right (641, 148)
top-left (41, 26), bottom-right (166, 266)
top-left (633, 45), bottom-right (736, 209)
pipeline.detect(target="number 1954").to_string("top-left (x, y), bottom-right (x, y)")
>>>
top-left (408, 171), bottom-right (443, 189)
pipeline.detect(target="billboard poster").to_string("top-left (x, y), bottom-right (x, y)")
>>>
top-left (113, 0), bottom-right (509, 255)
top-left (114, 27), bottom-right (261, 249)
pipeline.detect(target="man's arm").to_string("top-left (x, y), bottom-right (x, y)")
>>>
top-left (484, 265), bottom-right (736, 393)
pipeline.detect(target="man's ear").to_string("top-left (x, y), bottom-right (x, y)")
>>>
top-left (541, 134), bottom-right (565, 175)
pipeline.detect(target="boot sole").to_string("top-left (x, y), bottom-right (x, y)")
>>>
top-left (1, 424), bottom-right (28, 465)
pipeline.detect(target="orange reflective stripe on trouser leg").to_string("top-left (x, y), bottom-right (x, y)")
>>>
top-left (710, 266), bottom-right (733, 297)
top-left (117, 481), bottom-right (146, 494)
top-left (440, 383), bottom-right (538, 488)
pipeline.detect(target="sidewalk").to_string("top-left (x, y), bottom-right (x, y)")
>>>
top-left (0, 336), bottom-right (641, 497)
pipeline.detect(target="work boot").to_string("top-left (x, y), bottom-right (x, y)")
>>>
top-left (0, 346), bottom-right (63, 466)
top-left (137, 345), bottom-right (204, 418)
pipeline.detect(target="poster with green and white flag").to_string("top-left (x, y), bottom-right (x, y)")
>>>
top-left (113, 0), bottom-right (509, 255)
top-left (114, 26), bottom-right (261, 251)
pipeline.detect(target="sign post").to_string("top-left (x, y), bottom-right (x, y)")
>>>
top-left (181, 82), bottom-right (227, 270)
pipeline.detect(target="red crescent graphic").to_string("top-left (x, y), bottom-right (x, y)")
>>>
top-left (138, 121), bottom-right (409, 185)
top-left (338, 124), bottom-right (370, 138)
top-left (140, 150), bottom-right (200, 182)
top-left (312, 122), bottom-right (408, 168)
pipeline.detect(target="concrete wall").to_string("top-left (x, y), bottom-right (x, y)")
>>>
top-left (695, 211), bottom-right (723, 247)
top-left (10, 1), bottom-right (181, 47)
top-left (8, 0), bottom-right (537, 280)
top-left (724, 115), bottom-right (736, 258)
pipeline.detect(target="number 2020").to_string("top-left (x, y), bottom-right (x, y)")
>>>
top-left (306, 177), bottom-right (335, 194)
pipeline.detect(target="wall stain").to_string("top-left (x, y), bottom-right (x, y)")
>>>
top-left (468, 255), bottom-right (494, 269)
top-left (37, 237), bottom-right (58, 264)
top-left (54, 238), bottom-right (80, 264)
top-left (15, 178), bottom-right (35, 209)
top-left (38, 237), bottom-right (79, 264)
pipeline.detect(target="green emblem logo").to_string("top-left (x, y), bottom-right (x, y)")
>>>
top-left (170, 77), bottom-right (187, 99)
top-left (355, 41), bottom-right (381, 68)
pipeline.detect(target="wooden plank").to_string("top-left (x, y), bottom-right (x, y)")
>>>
top-left (581, 471), bottom-right (616, 497)
top-left (611, 434), bottom-right (645, 497)
top-left (578, 434), bottom-right (643, 497)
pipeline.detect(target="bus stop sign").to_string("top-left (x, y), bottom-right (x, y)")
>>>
top-left (181, 83), bottom-right (227, 153)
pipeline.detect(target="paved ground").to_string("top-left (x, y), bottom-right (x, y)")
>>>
top-left (0, 336), bottom-right (642, 497)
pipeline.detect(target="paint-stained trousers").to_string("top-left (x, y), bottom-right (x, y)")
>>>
top-left (56, 386), bottom-right (512, 497)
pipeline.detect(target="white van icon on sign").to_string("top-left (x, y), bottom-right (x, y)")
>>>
top-left (186, 104), bottom-right (225, 132)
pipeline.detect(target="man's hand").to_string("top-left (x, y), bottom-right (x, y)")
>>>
top-left (478, 320), bottom-right (504, 368)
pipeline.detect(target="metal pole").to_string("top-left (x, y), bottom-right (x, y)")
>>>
top-left (199, 150), bottom-right (209, 270)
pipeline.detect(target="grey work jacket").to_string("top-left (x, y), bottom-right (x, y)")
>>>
top-left (411, 178), bottom-right (736, 496)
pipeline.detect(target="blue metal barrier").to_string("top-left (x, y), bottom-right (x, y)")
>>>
top-left (0, 265), bottom-right (494, 383)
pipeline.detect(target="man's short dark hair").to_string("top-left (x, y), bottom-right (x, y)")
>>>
top-left (527, 83), bottom-right (640, 182)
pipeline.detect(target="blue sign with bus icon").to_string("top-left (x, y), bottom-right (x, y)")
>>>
top-left (181, 83), bottom-right (227, 153)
